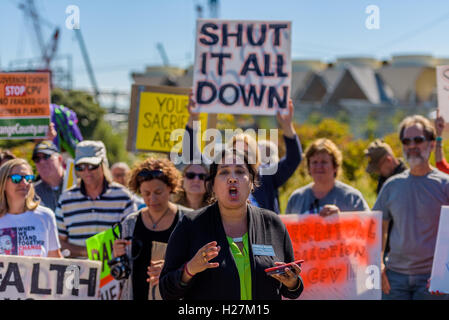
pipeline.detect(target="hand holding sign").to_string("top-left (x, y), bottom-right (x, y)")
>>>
top-left (435, 109), bottom-right (445, 137)
top-left (276, 98), bottom-right (296, 138)
top-left (147, 259), bottom-right (165, 286)
top-left (319, 204), bottom-right (340, 218)
top-left (187, 91), bottom-right (200, 129)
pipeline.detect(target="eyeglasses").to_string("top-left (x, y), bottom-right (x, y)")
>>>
top-left (75, 163), bottom-right (101, 172)
top-left (137, 169), bottom-right (165, 183)
top-left (32, 154), bottom-right (52, 163)
top-left (185, 172), bottom-right (207, 180)
top-left (9, 174), bottom-right (35, 184)
top-left (401, 136), bottom-right (427, 146)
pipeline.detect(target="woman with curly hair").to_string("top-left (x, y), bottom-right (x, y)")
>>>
top-left (173, 163), bottom-right (212, 210)
top-left (112, 158), bottom-right (192, 300)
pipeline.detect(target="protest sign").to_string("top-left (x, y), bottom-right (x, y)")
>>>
top-left (148, 241), bottom-right (167, 300)
top-left (127, 85), bottom-right (209, 153)
top-left (62, 158), bottom-right (77, 191)
top-left (0, 72), bottom-right (50, 139)
top-left (192, 19), bottom-right (291, 115)
top-left (86, 226), bottom-right (121, 300)
top-left (0, 255), bottom-right (101, 300)
top-left (280, 211), bottom-right (382, 300)
top-left (429, 206), bottom-right (449, 294)
top-left (437, 65), bottom-right (449, 123)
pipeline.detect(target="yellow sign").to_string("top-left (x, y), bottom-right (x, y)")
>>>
top-left (135, 91), bottom-right (208, 153)
top-left (62, 158), bottom-right (77, 190)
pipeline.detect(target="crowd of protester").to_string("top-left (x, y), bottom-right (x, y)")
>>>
top-left (1, 101), bottom-right (448, 300)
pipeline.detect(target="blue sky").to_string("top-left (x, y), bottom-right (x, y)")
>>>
top-left (1, 0), bottom-right (449, 93)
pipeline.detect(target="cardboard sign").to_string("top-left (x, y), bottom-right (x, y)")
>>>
top-left (127, 85), bottom-right (209, 153)
top-left (429, 206), bottom-right (449, 294)
top-left (85, 226), bottom-right (121, 300)
top-left (0, 255), bottom-right (101, 300)
top-left (0, 72), bottom-right (50, 139)
top-left (437, 65), bottom-right (449, 123)
top-left (148, 241), bottom-right (167, 300)
top-left (193, 19), bottom-right (291, 115)
top-left (280, 211), bottom-right (382, 300)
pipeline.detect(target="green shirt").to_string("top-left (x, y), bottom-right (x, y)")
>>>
top-left (226, 232), bottom-right (252, 300)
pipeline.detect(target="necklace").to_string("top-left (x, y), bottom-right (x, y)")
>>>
top-left (146, 206), bottom-right (171, 229)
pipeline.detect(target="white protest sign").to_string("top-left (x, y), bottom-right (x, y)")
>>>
top-left (0, 255), bottom-right (101, 300)
top-left (280, 211), bottom-right (382, 300)
top-left (437, 65), bottom-right (449, 122)
top-left (193, 19), bottom-right (291, 115)
top-left (429, 206), bottom-right (449, 294)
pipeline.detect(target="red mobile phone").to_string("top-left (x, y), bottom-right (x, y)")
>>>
top-left (264, 260), bottom-right (304, 276)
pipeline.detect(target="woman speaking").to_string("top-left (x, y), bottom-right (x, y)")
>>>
top-left (159, 148), bottom-right (303, 300)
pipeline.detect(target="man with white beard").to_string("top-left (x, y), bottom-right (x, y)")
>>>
top-left (373, 115), bottom-right (449, 300)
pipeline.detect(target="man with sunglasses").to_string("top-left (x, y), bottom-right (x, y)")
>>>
top-left (32, 140), bottom-right (65, 212)
top-left (373, 115), bottom-right (449, 300)
top-left (55, 140), bottom-right (137, 258)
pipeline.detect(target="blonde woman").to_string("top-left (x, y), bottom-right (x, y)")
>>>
top-left (0, 158), bottom-right (61, 257)
top-left (286, 138), bottom-right (369, 216)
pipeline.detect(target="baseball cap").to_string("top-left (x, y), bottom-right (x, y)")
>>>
top-left (364, 139), bottom-right (393, 174)
top-left (75, 140), bottom-right (107, 166)
top-left (32, 140), bottom-right (59, 159)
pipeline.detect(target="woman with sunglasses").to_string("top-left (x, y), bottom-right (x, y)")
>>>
top-left (112, 158), bottom-right (192, 300)
top-left (160, 148), bottom-right (303, 300)
top-left (0, 158), bottom-right (62, 257)
top-left (173, 164), bottom-right (212, 210)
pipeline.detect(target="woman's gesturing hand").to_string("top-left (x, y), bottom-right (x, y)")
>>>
top-left (185, 241), bottom-right (221, 276)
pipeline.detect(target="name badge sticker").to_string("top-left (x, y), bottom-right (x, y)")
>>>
top-left (252, 244), bottom-right (275, 256)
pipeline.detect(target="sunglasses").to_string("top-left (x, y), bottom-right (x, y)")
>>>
top-left (401, 136), bottom-right (427, 146)
top-left (75, 163), bottom-right (101, 172)
top-left (32, 154), bottom-right (52, 163)
top-left (9, 174), bottom-right (35, 184)
top-left (137, 169), bottom-right (165, 182)
top-left (185, 172), bottom-right (207, 180)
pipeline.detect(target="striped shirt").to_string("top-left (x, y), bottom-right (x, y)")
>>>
top-left (55, 179), bottom-right (137, 246)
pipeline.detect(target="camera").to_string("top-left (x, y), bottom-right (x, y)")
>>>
top-left (108, 255), bottom-right (131, 280)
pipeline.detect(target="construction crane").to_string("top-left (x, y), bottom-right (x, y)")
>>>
top-left (14, 0), bottom-right (99, 101)
top-left (209, 0), bottom-right (219, 18)
top-left (74, 28), bottom-right (100, 102)
top-left (17, 0), bottom-right (60, 70)
top-left (156, 42), bottom-right (170, 67)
